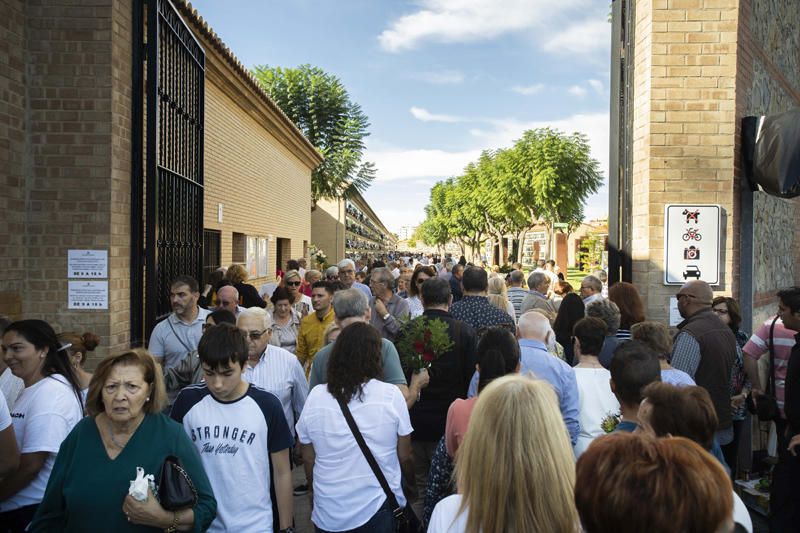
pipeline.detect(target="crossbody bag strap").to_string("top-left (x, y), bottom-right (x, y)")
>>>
top-left (166, 317), bottom-right (194, 354)
top-left (336, 398), bottom-right (403, 517)
top-left (768, 316), bottom-right (778, 396)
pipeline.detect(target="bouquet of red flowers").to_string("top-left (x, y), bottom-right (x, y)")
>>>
top-left (396, 316), bottom-right (454, 372)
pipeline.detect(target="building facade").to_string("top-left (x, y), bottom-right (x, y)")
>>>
top-left (609, 0), bottom-right (800, 328)
top-left (311, 191), bottom-right (396, 264)
top-left (0, 0), bottom-right (321, 360)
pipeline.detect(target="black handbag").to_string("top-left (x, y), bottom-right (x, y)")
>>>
top-left (746, 316), bottom-right (780, 421)
top-left (337, 398), bottom-right (422, 533)
top-left (157, 455), bottom-right (198, 511)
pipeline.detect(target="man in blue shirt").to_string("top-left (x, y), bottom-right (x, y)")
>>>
top-left (467, 311), bottom-right (579, 445)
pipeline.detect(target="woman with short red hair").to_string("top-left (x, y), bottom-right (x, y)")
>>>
top-left (576, 433), bottom-right (734, 533)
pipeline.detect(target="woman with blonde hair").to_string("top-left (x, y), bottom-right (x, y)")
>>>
top-left (429, 375), bottom-right (578, 533)
top-left (486, 276), bottom-right (516, 320)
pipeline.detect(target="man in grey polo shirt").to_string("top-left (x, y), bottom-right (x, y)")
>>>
top-left (149, 275), bottom-right (210, 370)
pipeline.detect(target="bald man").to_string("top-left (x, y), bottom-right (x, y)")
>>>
top-left (216, 285), bottom-right (246, 317)
top-left (671, 280), bottom-right (738, 445)
top-left (467, 311), bottom-right (580, 445)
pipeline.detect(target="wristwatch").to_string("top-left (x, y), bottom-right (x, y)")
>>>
top-left (382, 313), bottom-right (391, 321)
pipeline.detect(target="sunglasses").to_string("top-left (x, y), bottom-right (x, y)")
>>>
top-left (416, 277), bottom-right (429, 285)
top-left (286, 281), bottom-right (301, 286)
top-left (245, 329), bottom-right (269, 340)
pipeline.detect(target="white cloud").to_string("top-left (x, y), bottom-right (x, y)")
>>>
top-left (410, 106), bottom-right (465, 123)
top-left (568, 85), bottom-right (588, 97)
top-left (412, 70), bottom-right (465, 85)
top-left (367, 147), bottom-right (482, 181)
top-left (542, 19), bottom-right (610, 56)
top-left (588, 79), bottom-right (604, 94)
top-left (512, 83), bottom-right (545, 95)
top-left (378, 0), bottom-right (586, 53)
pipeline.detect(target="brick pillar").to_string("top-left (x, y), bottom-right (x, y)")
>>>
top-left (630, 0), bottom-right (740, 322)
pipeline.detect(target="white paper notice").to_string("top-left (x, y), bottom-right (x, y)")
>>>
top-left (669, 297), bottom-right (682, 327)
top-left (68, 249), bottom-right (108, 278)
top-left (68, 281), bottom-right (108, 310)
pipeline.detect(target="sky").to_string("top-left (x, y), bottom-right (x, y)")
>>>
top-left (190, 0), bottom-right (612, 234)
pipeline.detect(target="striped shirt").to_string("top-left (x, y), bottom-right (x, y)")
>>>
top-left (507, 287), bottom-right (528, 320)
top-left (243, 344), bottom-right (309, 432)
top-left (743, 317), bottom-right (795, 415)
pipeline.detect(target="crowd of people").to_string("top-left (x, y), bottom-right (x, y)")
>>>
top-left (1, 254), bottom-right (799, 532)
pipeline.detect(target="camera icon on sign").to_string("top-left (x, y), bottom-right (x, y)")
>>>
top-left (683, 246), bottom-right (700, 260)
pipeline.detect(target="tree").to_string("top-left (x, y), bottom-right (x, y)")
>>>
top-left (508, 128), bottom-right (603, 259)
top-left (252, 64), bottom-right (376, 204)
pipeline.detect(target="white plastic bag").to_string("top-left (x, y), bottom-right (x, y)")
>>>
top-left (128, 467), bottom-right (155, 502)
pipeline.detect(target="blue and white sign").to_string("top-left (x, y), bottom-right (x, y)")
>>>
top-left (664, 204), bottom-right (721, 286)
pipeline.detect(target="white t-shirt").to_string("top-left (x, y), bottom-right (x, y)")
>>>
top-left (573, 367), bottom-right (620, 458)
top-left (429, 494), bottom-right (468, 532)
top-left (170, 384), bottom-right (294, 533)
top-left (0, 367), bottom-right (24, 408)
top-left (296, 380), bottom-right (413, 532)
top-left (0, 374), bottom-right (82, 511)
top-left (0, 392), bottom-right (11, 431)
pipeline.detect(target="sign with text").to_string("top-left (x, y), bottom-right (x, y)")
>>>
top-left (664, 204), bottom-right (720, 285)
top-left (68, 281), bottom-right (108, 309)
top-left (68, 249), bottom-right (108, 278)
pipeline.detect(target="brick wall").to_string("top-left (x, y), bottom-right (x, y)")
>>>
top-left (311, 197), bottom-right (346, 264)
top-left (202, 62), bottom-right (314, 289)
top-left (0, 0), bottom-right (121, 366)
top-left (631, 0), bottom-right (741, 322)
top-left (0, 0), bottom-right (26, 320)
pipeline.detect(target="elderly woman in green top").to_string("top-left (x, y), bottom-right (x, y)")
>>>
top-left (30, 350), bottom-right (216, 532)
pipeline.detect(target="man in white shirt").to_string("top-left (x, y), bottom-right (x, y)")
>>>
top-left (237, 308), bottom-right (308, 434)
top-left (171, 323), bottom-right (294, 533)
top-left (149, 276), bottom-right (210, 371)
top-left (580, 275), bottom-right (605, 307)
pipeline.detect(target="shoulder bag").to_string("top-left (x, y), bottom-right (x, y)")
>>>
top-left (746, 316), bottom-right (780, 421)
top-left (337, 398), bottom-right (422, 533)
top-left (157, 455), bottom-right (198, 511)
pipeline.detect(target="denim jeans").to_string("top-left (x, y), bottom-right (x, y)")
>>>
top-left (315, 499), bottom-right (395, 533)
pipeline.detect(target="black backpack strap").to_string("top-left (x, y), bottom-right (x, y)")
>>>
top-left (767, 316), bottom-right (778, 396)
top-left (337, 398), bottom-right (404, 519)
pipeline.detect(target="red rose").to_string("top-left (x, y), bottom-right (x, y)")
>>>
top-left (422, 351), bottom-right (435, 362)
top-left (413, 341), bottom-right (425, 354)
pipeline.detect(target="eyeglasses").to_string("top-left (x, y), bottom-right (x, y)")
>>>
top-left (676, 293), bottom-right (693, 300)
top-left (416, 278), bottom-right (428, 285)
top-left (286, 281), bottom-right (301, 286)
top-left (245, 329), bottom-right (268, 340)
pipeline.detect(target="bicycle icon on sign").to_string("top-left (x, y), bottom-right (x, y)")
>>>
top-left (682, 228), bottom-right (702, 241)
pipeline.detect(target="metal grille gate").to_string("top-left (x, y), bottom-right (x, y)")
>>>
top-left (131, 0), bottom-right (205, 344)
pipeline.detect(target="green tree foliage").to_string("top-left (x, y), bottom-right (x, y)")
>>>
top-left (509, 128), bottom-right (602, 255)
top-left (252, 64), bottom-right (375, 204)
top-left (419, 127), bottom-right (602, 263)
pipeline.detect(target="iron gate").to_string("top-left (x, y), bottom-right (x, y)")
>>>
top-left (131, 0), bottom-right (205, 344)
